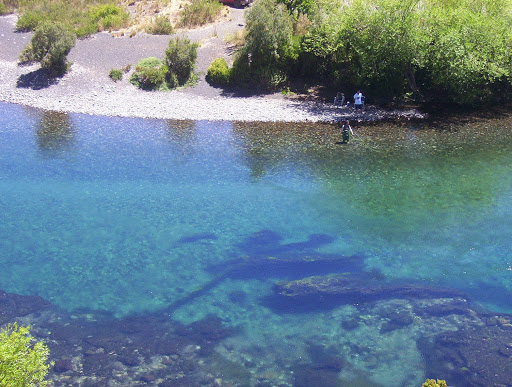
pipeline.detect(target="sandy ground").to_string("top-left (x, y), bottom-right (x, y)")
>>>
top-left (0, 12), bottom-right (424, 122)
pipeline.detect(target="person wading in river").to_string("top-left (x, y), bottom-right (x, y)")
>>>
top-left (341, 120), bottom-right (353, 144)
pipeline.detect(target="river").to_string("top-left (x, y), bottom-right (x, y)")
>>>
top-left (1, 101), bottom-right (512, 386)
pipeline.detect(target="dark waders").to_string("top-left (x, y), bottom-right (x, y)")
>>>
top-left (342, 126), bottom-right (350, 143)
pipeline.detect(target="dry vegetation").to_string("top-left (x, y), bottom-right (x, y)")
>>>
top-left (121, 0), bottom-right (230, 34)
top-left (1, 0), bottom-right (231, 36)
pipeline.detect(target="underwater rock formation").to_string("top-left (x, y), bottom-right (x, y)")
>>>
top-left (0, 289), bottom-right (50, 325)
top-left (273, 273), bottom-right (466, 302)
top-left (418, 314), bottom-right (512, 386)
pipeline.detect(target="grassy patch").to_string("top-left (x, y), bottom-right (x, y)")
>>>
top-left (109, 68), bottom-right (123, 81)
top-left (177, 0), bottom-right (223, 28)
top-left (146, 14), bottom-right (174, 35)
top-left (16, 0), bottom-right (130, 37)
top-left (224, 29), bottom-right (245, 49)
top-left (0, 0), bottom-right (19, 15)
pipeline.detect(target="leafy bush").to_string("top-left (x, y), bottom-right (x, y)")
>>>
top-left (165, 37), bottom-right (198, 87)
top-left (130, 67), bottom-right (167, 90)
top-left (147, 15), bottom-right (174, 35)
top-left (207, 57), bottom-right (230, 86)
top-left (0, 323), bottom-right (53, 386)
top-left (109, 68), bottom-right (123, 81)
top-left (177, 0), bottom-right (223, 28)
top-left (130, 57), bottom-right (167, 90)
top-left (19, 21), bottom-right (76, 75)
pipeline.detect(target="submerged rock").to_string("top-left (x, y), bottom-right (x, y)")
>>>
top-left (273, 273), bottom-right (466, 302)
top-left (0, 289), bottom-right (50, 325)
top-left (380, 311), bottom-right (414, 333)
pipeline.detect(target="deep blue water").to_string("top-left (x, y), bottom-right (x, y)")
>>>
top-left (1, 102), bottom-right (512, 385)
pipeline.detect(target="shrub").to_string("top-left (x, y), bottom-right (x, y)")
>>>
top-left (19, 22), bottom-right (76, 76)
top-left (177, 0), bottom-right (223, 28)
top-left (16, 10), bottom-right (45, 31)
top-left (130, 57), bottom-right (167, 90)
top-left (165, 36), bottom-right (198, 87)
top-left (136, 57), bottom-right (164, 70)
top-left (147, 15), bottom-right (174, 35)
top-left (0, 323), bottom-right (53, 386)
top-left (130, 67), bottom-right (167, 90)
top-left (87, 3), bottom-right (130, 32)
top-left (109, 68), bottom-right (123, 81)
top-left (206, 57), bottom-right (230, 86)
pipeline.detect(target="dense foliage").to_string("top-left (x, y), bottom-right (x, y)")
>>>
top-left (130, 38), bottom-right (198, 91)
top-left (229, 0), bottom-right (512, 105)
top-left (19, 22), bottom-right (76, 75)
top-left (0, 323), bottom-right (53, 386)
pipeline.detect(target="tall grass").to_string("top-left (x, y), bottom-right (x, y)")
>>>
top-left (177, 0), bottom-right (223, 28)
top-left (15, 0), bottom-right (130, 37)
top-left (146, 15), bottom-right (174, 35)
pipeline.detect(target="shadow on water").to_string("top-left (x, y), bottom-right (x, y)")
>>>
top-left (176, 232), bottom-right (218, 245)
top-left (165, 229), bottom-right (365, 315)
top-left (236, 229), bottom-right (337, 256)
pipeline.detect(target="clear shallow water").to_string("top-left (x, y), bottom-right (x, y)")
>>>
top-left (1, 102), bottom-right (512, 385)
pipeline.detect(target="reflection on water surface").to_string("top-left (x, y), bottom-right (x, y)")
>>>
top-left (1, 102), bottom-right (512, 386)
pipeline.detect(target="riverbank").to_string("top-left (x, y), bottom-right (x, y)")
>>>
top-left (0, 13), bottom-right (426, 122)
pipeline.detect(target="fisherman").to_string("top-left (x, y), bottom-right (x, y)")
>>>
top-left (341, 120), bottom-right (353, 144)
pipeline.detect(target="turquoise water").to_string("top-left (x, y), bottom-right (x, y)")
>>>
top-left (1, 102), bottom-right (512, 385)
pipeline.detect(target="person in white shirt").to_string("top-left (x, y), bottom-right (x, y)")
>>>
top-left (354, 90), bottom-right (364, 110)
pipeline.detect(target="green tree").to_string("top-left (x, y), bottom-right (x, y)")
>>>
top-left (0, 323), bottom-right (53, 386)
top-left (334, 0), bottom-right (429, 101)
top-left (165, 36), bottom-right (199, 87)
top-left (231, 0), bottom-right (295, 89)
top-left (19, 22), bottom-right (76, 76)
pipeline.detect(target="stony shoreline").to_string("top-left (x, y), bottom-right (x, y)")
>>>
top-left (0, 13), bottom-right (426, 123)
